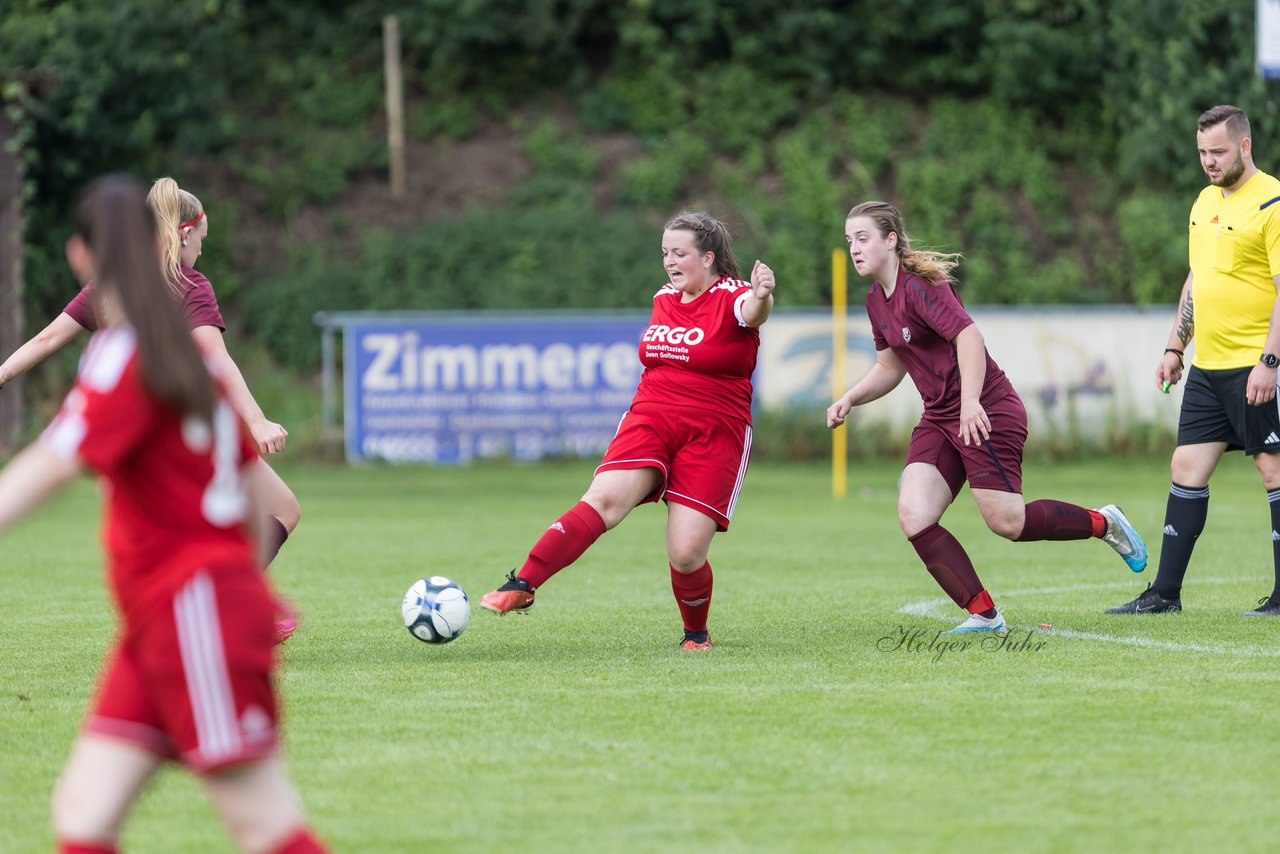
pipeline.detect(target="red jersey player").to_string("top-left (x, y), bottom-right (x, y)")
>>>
top-left (0, 177), bottom-right (301, 643)
top-left (827, 201), bottom-right (1149, 633)
top-left (0, 176), bottom-right (326, 854)
top-left (480, 211), bottom-right (777, 650)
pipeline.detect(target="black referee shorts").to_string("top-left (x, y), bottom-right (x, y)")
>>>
top-left (1178, 365), bottom-right (1280, 455)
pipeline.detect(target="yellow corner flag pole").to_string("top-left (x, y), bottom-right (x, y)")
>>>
top-left (831, 249), bottom-right (848, 499)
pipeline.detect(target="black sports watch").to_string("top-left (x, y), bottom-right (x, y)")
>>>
top-left (1262, 353), bottom-right (1280, 369)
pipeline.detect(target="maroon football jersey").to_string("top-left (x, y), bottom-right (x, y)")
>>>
top-left (630, 277), bottom-right (761, 423)
top-left (866, 268), bottom-right (1014, 420)
top-left (63, 267), bottom-right (226, 333)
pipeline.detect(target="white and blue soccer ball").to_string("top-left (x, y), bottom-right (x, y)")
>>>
top-left (402, 576), bottom-right (470, 644)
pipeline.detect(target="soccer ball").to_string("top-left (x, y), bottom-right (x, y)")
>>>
top-left (401, 576), bottom-right (470, 644)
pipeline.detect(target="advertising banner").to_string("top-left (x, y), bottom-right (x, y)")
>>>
top-left (345, 315), bottom-right (645, 462)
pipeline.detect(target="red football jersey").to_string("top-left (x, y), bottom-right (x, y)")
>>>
top-left (63, 267), bottom-right (226, 333)
top-left (40, 328), bottom-right (257, 624)
top-left (630, 277), bottom-right (761, 423)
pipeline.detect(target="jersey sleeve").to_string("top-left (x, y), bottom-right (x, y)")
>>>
top-left (866, 289), bottom-right (888, 351)
top-left (62, 283), bottom-right (98, 331)
top-left (181, 269), bottom-right (226, 331)
top-left (1263, 193), bottom-right (1280, 278)
top-left (906, 279), bottom-right (973, 342)
top-left (41, 333), bottom-right (153, 470)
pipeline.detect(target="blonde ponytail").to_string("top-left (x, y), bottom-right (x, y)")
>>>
top-left (146, 177), bottom-right (204, 294)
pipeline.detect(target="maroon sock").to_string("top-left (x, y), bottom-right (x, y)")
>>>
top-left (268, 827), bottom-right (329, 854)
top-left (1015, 499), bottom-right (1098, 541)
top-left (517, 501), bottom-right (607, 590)
top-left (263, 516), bottom-right (290, 569)
top-left (909, 523), bottom-right (987, 610)
top-left (58, 844), bottom-right (117, 854)
top-left (671, 561), bottom-right (713, 632)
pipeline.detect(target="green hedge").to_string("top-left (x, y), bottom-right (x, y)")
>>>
top-left (4, 0), bottom-right (1278, 341)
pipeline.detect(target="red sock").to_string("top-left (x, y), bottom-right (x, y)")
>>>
top-left (908, 523), bottom-right (987, 610)
top-left (966, 590), bottom-right (996, 615)
top-left (517, 501), bottom-right (607, 590)
top-left (671, 561), bottom-right (713, 632)
top-left (58, 843), bottom-right (117, 854)
top-left (268, 827), bottom-right (329, 854)
top-left (1015, 499), bottom-right (1098, 541)
top-left (264, 516), bottom-right (290, 568)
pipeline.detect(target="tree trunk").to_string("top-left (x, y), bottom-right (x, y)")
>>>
top-left (0, 107), bottom-right (25, 455)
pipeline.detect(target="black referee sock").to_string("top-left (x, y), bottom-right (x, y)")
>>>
top-left (1152, 482), bottom-right (1209, 600)
top-left (1269, 489), bottom-right (1280, 600)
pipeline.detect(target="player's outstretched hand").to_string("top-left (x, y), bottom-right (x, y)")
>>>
top-left (252, 419), bottom-right (289, 455)
top-left (827, 397), bottom-right (852, 429)
top-left (751, 260), bottom-right (775, 300)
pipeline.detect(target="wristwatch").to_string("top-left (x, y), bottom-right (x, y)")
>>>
top-left (1262, 353), bottom-right (1279, 368)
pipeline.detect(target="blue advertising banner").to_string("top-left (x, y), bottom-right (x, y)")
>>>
top-left (344, 315), bottom-right (648, 462)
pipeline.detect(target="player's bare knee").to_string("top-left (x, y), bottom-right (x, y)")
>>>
top-left (669, 553), bottom-right (705, 573)
top-left (581, 493), bottom-right (626, 529)
top-left (898, 507), bottom-right (933, 538)
top-left (51, 772), bottom-right (115, 841)
top-left (985, 514), bottom-right (1022, 540)
top-left (275, 491), bottom-right (301, 533)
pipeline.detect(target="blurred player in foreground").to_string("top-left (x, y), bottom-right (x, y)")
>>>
top-left (0, 176), bottom-right (301, 643)
top-left (0, 176), bottom-right (326, 854)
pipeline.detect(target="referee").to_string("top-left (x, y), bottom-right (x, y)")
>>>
top-left (1109, 105), bottom-right (1280, 617)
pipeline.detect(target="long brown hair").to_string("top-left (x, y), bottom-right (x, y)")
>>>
top-left (75, 175), bottom-right (215, 422)
top-left (664, 211), bottom-right (741, 279)
top-left (146, 176), bottom-right (204, 294)
top-left (846, 201), bottom-right (961, 285)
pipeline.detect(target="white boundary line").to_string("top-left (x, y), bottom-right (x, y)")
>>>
top-left (899, 578), bottom-right (1280, 658)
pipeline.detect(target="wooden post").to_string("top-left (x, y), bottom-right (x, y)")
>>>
top-left (0, 100), bottom-right (25, 454)
top-left (383, 15), bottom-right (406, 198)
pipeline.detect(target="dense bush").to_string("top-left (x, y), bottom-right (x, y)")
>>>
top-left (3, 0), bottom-right (1278, 339)
top-left (246, 199), bottom-right (661, 369)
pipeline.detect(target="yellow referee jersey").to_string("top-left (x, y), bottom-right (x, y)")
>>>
top-left (1188, 170), bottom-right (1280, 369)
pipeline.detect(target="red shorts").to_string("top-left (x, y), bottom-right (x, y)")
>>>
top-left (86, 564), bottom-right (278, 774)
top-left (596, 402), bottom-right (752, 531)
top-left (906, 393), bottom-right (1028, 497)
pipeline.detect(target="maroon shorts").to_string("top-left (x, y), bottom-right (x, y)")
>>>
top-left (906, 393), bottom-right (1028, 497)
top-left (596, 402), bottom-right (752, 531)
top-left (86, 565), bottom-right (278, 774)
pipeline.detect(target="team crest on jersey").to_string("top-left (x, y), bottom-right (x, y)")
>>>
top-left (901, 326), bottom-right (911, 343)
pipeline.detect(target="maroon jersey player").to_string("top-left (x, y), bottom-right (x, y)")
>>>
top-left (0, 177), bottom-right (301, 643)
top-left (480, 211), bottom-right (776, 650)
top-left (0, 175), bottom-right (327, 854)
top-left (63, 264), bottom-right (225, 332)
top-left (827, 201), bottom-right (1149, 633)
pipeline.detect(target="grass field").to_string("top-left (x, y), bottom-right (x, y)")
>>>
top-left (3, 456), bottom-right (1278, 852)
